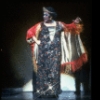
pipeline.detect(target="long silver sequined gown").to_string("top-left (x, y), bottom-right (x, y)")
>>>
top-left (35, 22), bottom-right (62, 97)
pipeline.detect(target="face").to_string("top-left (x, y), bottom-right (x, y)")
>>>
top-left (43, 12), bottom-right (52, 23)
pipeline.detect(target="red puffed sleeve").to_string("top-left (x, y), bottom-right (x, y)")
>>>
top-left (60, 21), bottom-right (83, 34)
top-left (26, 22), bottom-right (41, 54)
top-left (26, 22), bottom-right (41, 40)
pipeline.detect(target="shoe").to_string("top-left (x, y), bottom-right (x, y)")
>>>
top-left (84, 90), bottom-right (91, 96)
top-left (74, 91), bottom-right (80, 95)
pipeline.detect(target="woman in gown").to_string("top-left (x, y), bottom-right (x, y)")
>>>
top-left (26, 6), bottom-right (88, 97)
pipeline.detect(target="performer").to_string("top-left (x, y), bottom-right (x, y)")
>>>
top-left (26, 6), bottom-right (88, 97)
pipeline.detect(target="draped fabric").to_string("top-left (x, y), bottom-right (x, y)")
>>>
top-left (26, 21), bottom-right (88, 73)
top-left (26, 21), bottom-right (88, 96)
top-left (60, 32), bottom-right (88, 73)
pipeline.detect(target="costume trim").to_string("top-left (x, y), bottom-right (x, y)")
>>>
top-left (61, 53), bottom-right (88, 73)
top-left (43, 7), bottom-right (55, 13)
top-left (26, 21), bottom-right (88, 73)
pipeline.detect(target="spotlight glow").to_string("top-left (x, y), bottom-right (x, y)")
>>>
top-left (22, 73), bottom-right (83, 92)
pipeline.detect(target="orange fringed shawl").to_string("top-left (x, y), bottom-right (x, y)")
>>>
top-left (26, 21), bottom-right (88, 73)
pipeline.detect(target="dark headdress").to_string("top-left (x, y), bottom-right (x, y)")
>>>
top-left (43, 6), bottom-right (57, 19)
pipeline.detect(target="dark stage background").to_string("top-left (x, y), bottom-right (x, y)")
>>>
top-left (1, 1), bottom-right (92, 90)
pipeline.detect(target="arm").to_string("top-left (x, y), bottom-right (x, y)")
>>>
top-left (26, 22), bottom-right (41, 45)
top-left (26, 37), bottom-right (34, 44)
top-left (26, 36), bottom-right (41, 45)
top-left (32, 36), bottom-right (41, 45)
top-left (59, 17), bottom-right (83, 34)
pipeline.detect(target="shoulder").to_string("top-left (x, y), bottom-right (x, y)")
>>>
top-left (57, 21), bottom-right (67, 29)
top-left (58, 21), bottom-right (63, 26)
top-left (27, 22), bottom-right (41, 32)
top-left (31, 22), bottom-right (41, 29)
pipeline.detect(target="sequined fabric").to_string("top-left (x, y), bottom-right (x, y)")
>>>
top-left (35, 22), bottom-right (62, 96)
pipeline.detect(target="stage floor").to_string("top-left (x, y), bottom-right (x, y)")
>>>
top-left (1, 91), bottom-right (91, 100)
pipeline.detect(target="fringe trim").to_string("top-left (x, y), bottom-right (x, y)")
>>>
top-left (61, 53), bottom-right (88, 73)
